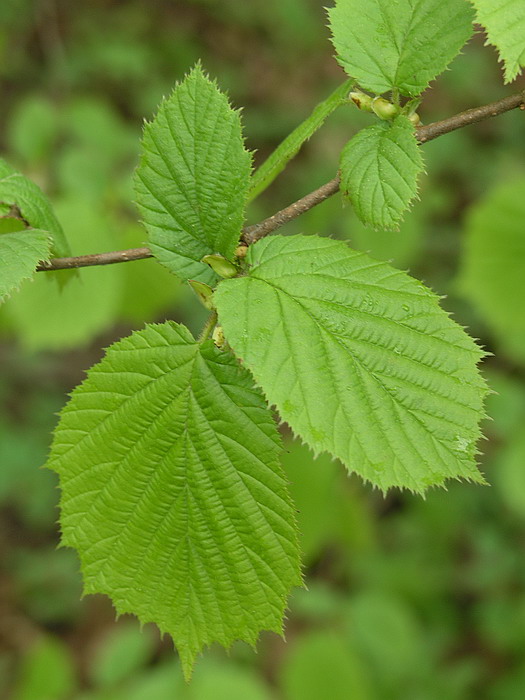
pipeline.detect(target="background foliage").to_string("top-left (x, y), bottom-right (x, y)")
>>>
top-left (0, 0), bottom-right (525, 697)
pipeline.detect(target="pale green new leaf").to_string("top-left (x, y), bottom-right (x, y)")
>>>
top-left (340, 116), bottom-right (423, 230)
top-left (215, 235), bottom-right (488, 493)
top-left (328, 0), bottom-right (474, 96)
top-left (0, 158), bottom-right (71, 258)
top-left (0, 229), bottom-right (51, 302)
top-left (458, 178), bottom-right (525, 365)
top-left (248, 79), bottom-right (353, 202)
top-left (471, 0), bottom-right (525, 82)
top-left (134, 64), bottom-right (252, 284)
top-left (47, 322), bottom-right (301, 678)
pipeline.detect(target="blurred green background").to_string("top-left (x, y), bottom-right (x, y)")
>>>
top-left (1, 1), bottom-right (525, 698)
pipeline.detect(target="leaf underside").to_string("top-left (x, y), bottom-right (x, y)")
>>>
top-left (215, 234), bottom-right (488, 493)
top-left (134, 64), bottom-right (252, 285)
top-left (0, 229), bottom-right (51, 303)
top-left (0, 158), bottom-right (71, 259)
top-left (47, 322), bottom-right (301, 679)
top-left (470, 0), bottom-right (525, 82)
top-left (340, 116), bottom-right (424, 230)
top-left (328, 0), bottom-right (474, 96)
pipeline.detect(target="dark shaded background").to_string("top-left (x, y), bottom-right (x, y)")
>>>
top-left (1, 1), bottom-right (525, 698)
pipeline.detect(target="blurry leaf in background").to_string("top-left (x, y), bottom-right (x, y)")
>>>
top-left (56, 97), bottom-right (138, 202)
top-left (7, 95), bottom-right (58, 166)
top-left (280, 629), bottom-right (371, 700)
top-left (345, 591), bottom-right (426, 692)
top-left (118, 223), bottom-right (182, 325)
top-left (4, 198), bottom-right (125, 351)
top-left (484, 368), bottom-right (525, 440)
top-left (281, 440), bottom-right (340, 564)
top-left (345, 199), bottom-right (423, 269)
top-left (189, 658), bottom-right (272, 700)
top-left (458, 178), bottom-right (525, 365)
top-left (13, 635), bottom-right (76, 700)
top-left (9, 548), bottom-right (82, 625)
top-left (493, 430), bottom-right (525, 519)
top-left (89, 621), bottom-right (156, 689)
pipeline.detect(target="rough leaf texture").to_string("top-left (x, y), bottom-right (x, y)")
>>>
top-left (215, 235), bottom-right (488, 493)
top-left (0, 229), bottom-right (51, 302)
top-left (0, 158), bottom-right (71, 258)
top-left (328, 0), bottom-right (474, 96)
top-left (47, 322), bottom-right (301, 678)
top-left (340, 116), bottom-right (423, 230)
top-left (471, 0), bottom-right (525, 82)
top-left (458, 178), bottom-right (525, 365)
top-left (134, 65), bottom-right (252, 284)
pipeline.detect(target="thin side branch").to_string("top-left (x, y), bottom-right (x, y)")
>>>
top-left (36, 247), bottom-right (153, 271)
top-left (36, 90), bottom-right (525, 271)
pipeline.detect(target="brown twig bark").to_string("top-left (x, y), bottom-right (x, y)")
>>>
top-left (36, 90), bottom-right (525, 271)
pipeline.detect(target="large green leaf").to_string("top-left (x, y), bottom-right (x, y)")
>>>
top-left (340, 116), bottom-right (423, 230)
top-left (0, 229), bottom-right (51, 302)
top-left (47, 322), bottom-right (301, 678)
top-left (458, 178), bottom-right (525, 365)
top-left (215, 235), bottom-right (488, 493)
top-left (0, 158), bottom-right (71, 258)
top-left (470, 0), bottom-right (525, 82)
top-left (248, 80), bottom-right (353, 202)
top-left (134, 64), bottom-right (252, 284)
top-left (328, 0), bottom-right (474, 96)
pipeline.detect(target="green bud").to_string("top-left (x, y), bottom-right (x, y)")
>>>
top-left (212, 325), bottom-right (226, 348)
top-left (188, 279), bottom-right (215, 310)
top-left (371, 97), bottom-right (400, 121)
top-left (201, 254), bottom-right (238, 278)
top-left (349, 90), bottom-right (374, 112)
top-left (408, 112), bottom-right (421, 126)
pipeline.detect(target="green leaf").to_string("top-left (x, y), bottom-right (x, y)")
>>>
top-left (134, 64), bottom-right (252, 284)
top-left (279, 630), bottom-right (371, 700)
top-left (0, 229), bottom-right (51, 302)
top-left (340, 116), bottom-right (424, 230)
top-left (13, 636), bottom-right (76, 700)
top-left (89, 622), bottom-right (155, 688)
top-left (0, 158), bottom-right (71, 258)
top-left (47, 322), bottom-right (301, 679)
top-left (458, 178), bottom-right (525, 365)
top-left (215, 234), bottom-right (488, 493)
top-left (248, 79), bottom-right (353, 202)
top-left (470, 0), bottom-right (525, 82)
top-left (328, 0), bottom-right (474, 96)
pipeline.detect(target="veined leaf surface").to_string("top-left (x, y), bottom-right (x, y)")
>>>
top-left (215, 234), bottom-right (488, 493)
top-left (134, 65), bottom-right (252, 284)
top-left (47, 322), bottom-right (301, 678)
top-left (471, 0), bottom-right (525, 82)
top-left (328, 0), bottom-right (474, 96)
top-left (0, 229), bottom-right (51, 302)
top-left (340, 116), bottom-right (423, 230)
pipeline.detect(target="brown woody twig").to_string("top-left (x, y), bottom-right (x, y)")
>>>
top-left (36, 90), bottom-right (525, 272)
